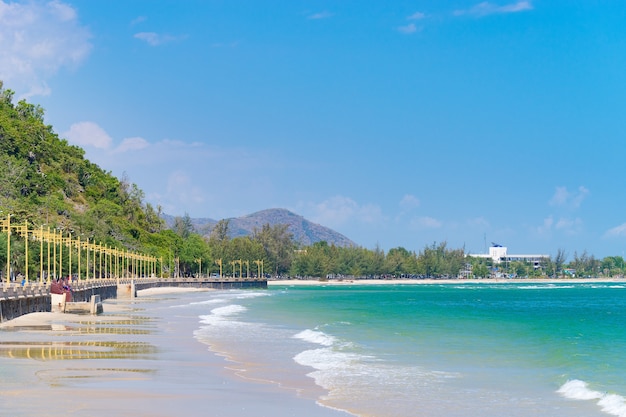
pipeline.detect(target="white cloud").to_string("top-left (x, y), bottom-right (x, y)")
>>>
top-left (549, 186), bottom-right (569, 206)
top-left (408, 12), bottom-right (426, 20)
top-left (115, 137), bottom-right (149, 153)
top-left (63, 123), bottom-right (275, 218)
top-left (410, 216), bottom-right (443, 229)
top-left (549, 186), bottom-right (589, 209)
top-left (0, 0), bottom-right (91, 98)
top-left (533, 215), bottom-right (583, 237)
top-left (134, 32), bottom-right (186, 46)
top-left (467, 216), bottom-right (490, 228)
top-left (604, 223), bottom-right (626, 238)
top-left (398, 23), bottom-right (418, 34)
top-left (304, 196), bottom-right (384, 228)
top-left (131, 16), bottom-right (147, 26)
top-left (307, 11), bottom-right (333, 20)
top-left (535, 216), bottom-right (554, 237)
top-left (555, 217), bottom-right (583, 235)
top-left (165, 171), bottom-right (205, 206)
top-left (399, 194), bottom-right (420, 210)
top-left (63, 121), bottom-right (113, 149)
top-left (454, 1), bottom-right (533, 17)
top-left (64, 122), bottom-right (149, 154)
top-left (47, 0), bottom-right (76, 21)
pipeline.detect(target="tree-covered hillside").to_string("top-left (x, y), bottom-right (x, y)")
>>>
top-left (0, 82), bottom-right (164, 251)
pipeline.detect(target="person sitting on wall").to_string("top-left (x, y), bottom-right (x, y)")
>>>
top-left (50, 278), bottom-right (64, 295)
top-left (62, 277), bottom-right (72, 293)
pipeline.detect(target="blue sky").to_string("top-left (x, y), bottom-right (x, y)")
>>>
top-left (1, 0), bottom-right (626, 259)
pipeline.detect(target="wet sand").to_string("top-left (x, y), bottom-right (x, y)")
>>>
top-left (0, 287), bottom-right (351, 417)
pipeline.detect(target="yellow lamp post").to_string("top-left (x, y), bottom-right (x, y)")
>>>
top-left (229, 260), bottom-right (236, 278)
top-left (244, 260), bottom-right (250, 279)
top-left (23, 222), bottom-right (28, 282)
top-left (39, 225), bottom-right (44, 283)
top-left (254, 259), bottom-right (264, 280)
top-left (11, 222), bottom-right (29, 283)
top-left (196, 258), bottom-right (202, 278)
top-left (58, 230), bottom-right (63, 280)
top-left (46, 227), bottom-right (51, 283)
top-left (52, 229), bottom-right (57, 281)
top-left (77, 235), bottom-right (81, 281)
top-left (83, 240), bottom-right (88, 280)
top-left (67, 233), bottom-right (72, 281)
top-left (104, 245), bottom-right (108, 279)
top-left (237, 259), bottom-right (243, 280)
top-left (5, 214), bottom-right (10, 284)
top-left (98, 243), bottom-right (103, 279)
top-left (215, 259), bottom-right (222, 278)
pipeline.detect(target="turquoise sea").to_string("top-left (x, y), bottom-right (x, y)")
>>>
top-left (191, 282), bottom-right (626, 417)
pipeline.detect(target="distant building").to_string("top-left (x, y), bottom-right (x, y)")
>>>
top-left (468, 244), bottom-right (549, 269)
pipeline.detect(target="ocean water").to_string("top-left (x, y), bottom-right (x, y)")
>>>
top-left (191, 283), bottom-right (626, 417)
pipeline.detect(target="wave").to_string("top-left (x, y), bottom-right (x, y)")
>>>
top-left (294, 347), bottom-right (369, 373)
top-left (234, 291), bottom-right (271, 300)
top-left (293, 329), bottom-right (337, 347)
top-left (558, 379), bottom-right (626, 417)
top-left (198, 304), bottom-right (247, 326)
top-left (188, 298), bottom-right (228, 306)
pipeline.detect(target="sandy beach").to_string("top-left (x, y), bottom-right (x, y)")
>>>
top-left (268, 277), bottom-right (626, 286)
top-left (0, 287), bottom-right (351, 417)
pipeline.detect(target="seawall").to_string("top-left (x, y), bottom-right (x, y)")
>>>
top-left (0, 278), bottom-right (267, 322)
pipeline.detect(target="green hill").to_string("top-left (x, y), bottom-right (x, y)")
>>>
top-left (0, 82), bottom-right (164, 252)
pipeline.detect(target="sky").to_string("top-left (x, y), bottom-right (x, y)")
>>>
top-left (1, 0), bottom-right (626, 259)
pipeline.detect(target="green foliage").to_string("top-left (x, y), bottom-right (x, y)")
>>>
top-left (0, 81), bottom-right (169, 268)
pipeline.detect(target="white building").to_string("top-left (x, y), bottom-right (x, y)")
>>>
top-left (468, 244), bottom-right (549, 268)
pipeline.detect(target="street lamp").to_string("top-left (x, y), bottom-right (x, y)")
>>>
top-left (4, 214), bottom-right (10, 284)
top-left (196, 258), bottom-right (202, 278)
top-left (254, 259), bottom-right (264, 280)
top-left (215, 259), bottom-right (222, 278)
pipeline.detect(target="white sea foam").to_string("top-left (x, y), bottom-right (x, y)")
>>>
top-left (234, 291), bottom-right (270, 300)
top-left (558, 379), bottom-right (603, 400)
top-left (558, 379), bottom-right (626, 417)
top-left (188, 298), bottom-right (227, 306)
top-left (294, 347), bottom-right (364, 372)
top-left (293, 329), bottom-right (337, 347)
top-left (293, 343), bottom-right (459, 415)
top-left (198, 304), bottom-right (247, 326)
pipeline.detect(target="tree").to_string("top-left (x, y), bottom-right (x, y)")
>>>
top-left (173, 213), bottom-right (194, 239)
top-left (253, 223), bottom-right (295, 276)
top-left (553, 249), bottom-right (568, 277)
top-left (179, 233), bottom-right (210, 276)
top-left (210, 219), bottom-right (230, 243)
top-left (385, 247), bottom-right (412, 276)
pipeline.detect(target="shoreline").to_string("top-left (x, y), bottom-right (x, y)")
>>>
top-left (0, 287), bottom-right (350, 417)
top-left (268, 277), bottom-right (626, 286)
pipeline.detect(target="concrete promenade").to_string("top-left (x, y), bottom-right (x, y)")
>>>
top-left (0, 277), bottom-right (267, 322)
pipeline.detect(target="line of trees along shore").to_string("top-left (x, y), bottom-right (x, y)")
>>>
top-left (1, 81), bottom-right (624, 281)
top-left (146, 221), bottom-right (626, 280)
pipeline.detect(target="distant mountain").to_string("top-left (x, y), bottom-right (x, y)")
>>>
top-left (163, 208), bottom-right (355, 247)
